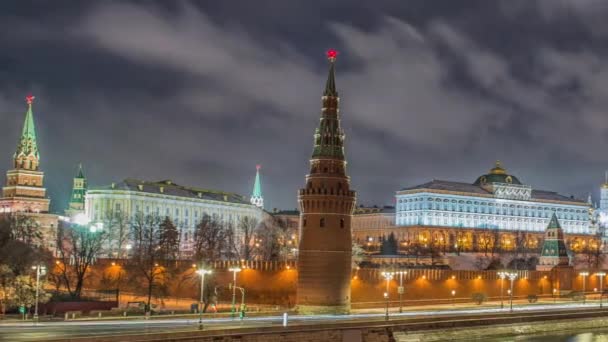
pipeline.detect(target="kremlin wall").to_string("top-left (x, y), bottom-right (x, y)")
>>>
top-left (64, 259), bottom-right (603, 312)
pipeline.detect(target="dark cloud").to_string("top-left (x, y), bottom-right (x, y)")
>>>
top-left (1, 1), bottom-right (608, 212)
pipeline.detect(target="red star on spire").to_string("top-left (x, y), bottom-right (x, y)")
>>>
top-left (326, 49), bottom-right (338, 61)
top-left (25, 94), bottom-right (35, 105)
top-left (256, 164), bottom-right (261, 171)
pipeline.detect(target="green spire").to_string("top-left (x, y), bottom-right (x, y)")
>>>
top-left (253, 165), bottom-right (262, 198)
top-left (250, 165), bottom-right (264, 208)
top-left (14, 94), bottom-right (40, 170)
top-left (547, 212), bottom-right (561, 229)
top-left (324, 53), bottom-right (337, 96)
top-left (76, 163), bottom-right (85, 179)
top-left (312, 50), bottom-right (345, 160)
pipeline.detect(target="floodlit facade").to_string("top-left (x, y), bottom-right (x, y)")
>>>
top-left (85, 178), bottom-right (266, 257)
top-left (396, 162), bottom-right (592, 235)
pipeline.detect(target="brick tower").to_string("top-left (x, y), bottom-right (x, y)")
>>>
top-left (0, 94), bottom-right (58, 253)
top-left (296, 50), bottom-right (357, 314)
top-left (0, 95), bottom-right (50, 214)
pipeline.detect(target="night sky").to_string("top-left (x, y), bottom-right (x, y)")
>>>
top-left (2, 1), bottom-right (608, 212)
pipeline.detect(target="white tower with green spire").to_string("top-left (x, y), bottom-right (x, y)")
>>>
top-left (250, 165), bottom-right (263, 208)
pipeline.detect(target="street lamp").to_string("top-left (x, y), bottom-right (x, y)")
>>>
top-left (395, 271), bottom-right (407, 313)
top-left (451, 290), bottom-right (456, 306)
top-left (497, 271), bottom-right (507, 309)
top-left (383, 292), bottom-right (389, 321)
top-left (382, 272), bottom-right (393, 321)
top-left (580, 271), bottom-right (589, 304)
top-left (507, 272), bottom-right (517, 312)
top-left (31, 264), bottom-right (47, 321)
top-left (596, 272), bottom-right (606, 308)
top-left (228, 267), bottom-right (242, 317)
top-left (196, 267), bottom-right (212, 327)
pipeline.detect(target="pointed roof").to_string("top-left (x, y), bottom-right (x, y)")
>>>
top-left (323, 49), bottom-right (338, 96)
top-left (15, 94), bottom-right (39, 159)
top-left (76, 163), bottom-right (85, 179)
top-left (547, 213), bottom-right (562, 229)
top-left (312, 50), bottom-right (345, 160)
top-left (252, 165), bottom-right (262, 198)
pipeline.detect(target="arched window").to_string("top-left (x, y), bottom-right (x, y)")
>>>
top-left (320, 218), bottom-right (325, 228)
top-left (340, 218), bottom-right (345, 228)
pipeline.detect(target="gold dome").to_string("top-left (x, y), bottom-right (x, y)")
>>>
top-left (489, 160), bottom-right (506, 175)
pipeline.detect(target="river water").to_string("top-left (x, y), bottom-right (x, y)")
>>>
top-left (485, 329), bottom-right (608, 341)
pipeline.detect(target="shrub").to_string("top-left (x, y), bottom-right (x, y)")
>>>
top-left (471, 292), bottom-right (487, 305)
top-left (527, 294), bottom-right (538, 303)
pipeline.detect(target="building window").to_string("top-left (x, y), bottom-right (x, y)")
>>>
top-left (340, 218), bottom-right (345, 228)
top-left (320, 218), bottom-right (325, 228)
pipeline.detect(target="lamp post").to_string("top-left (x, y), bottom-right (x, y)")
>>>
top-left (382, 272), bottom-right (393, 321)
top-left (553, 288), bottom-right (557, 304)
top-left (228, 267), bottom-right (241, 318)
top-left (397, 271), bottom-right (407, 313)
top-left (596, 272), bottom-right (606, 308)
top-left (196, 267), bottom-right (212, 327)
top-left (31, 265), bottom-right (47, 322)
top-left (498, 271), bottom-right (507, 309)
top-left (451, 290), bottom-right (456, 307)
top-left (580, 271), bottom-right (589, 304)
top-left (507, 272), bottom-right (517, 312)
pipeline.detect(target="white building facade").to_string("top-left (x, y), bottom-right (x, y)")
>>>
top-left (396, 162), bottom-right (593, 235)
top-left (85, 179), bottom-right (266, 257)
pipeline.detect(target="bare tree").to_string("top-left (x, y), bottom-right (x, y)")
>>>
top-left (128, 213), bottom-right (178, 313)
top-left (576, 238), bottom-right (604, 269)
top-left (193, 214), bottom-right (227, 262)
top-left (254, 217), bottom-right (287, 261)
top-left (231, 217), bottom-right (258, 261)
top-left (55, 220), bottom-right (107, 299)
top-left (102, 209), bottom-right (130, 259)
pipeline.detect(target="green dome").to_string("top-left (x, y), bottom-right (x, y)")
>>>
top-left (473, 161), bottom-right (521, 186)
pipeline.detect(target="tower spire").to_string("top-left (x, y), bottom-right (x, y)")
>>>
top-left (13, 94), bottom-right (40, 170)
top-left (312, 50), bottom-right (345, 160)
top-left (250, 164), bottom-right (263, 208)
top-left (324, 49), bottom-right (338, 96)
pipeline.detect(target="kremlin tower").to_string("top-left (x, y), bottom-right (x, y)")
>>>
top-left (296, 50), bottom-right (357, 314)
top-left (250, 165), bottom-right (264, 208)
top-left (66, 163), bottom-right (87, 218)
top-left (0, 95), bottom-right (57, 252)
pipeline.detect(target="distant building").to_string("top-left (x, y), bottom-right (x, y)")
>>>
top-left (0, 95), bottom-right (58, 252)
top-left (396, 161), bottom-right (591, 235)
top-left (65, 163), bottom-right (86, 218)
top-left (85, 179), bottom-right (266, 258)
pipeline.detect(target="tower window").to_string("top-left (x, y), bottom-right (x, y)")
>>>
top-left (303, 218), bottom-right (307, 227)
top-left (320, 218), bottom-right (325, 228)
top-left (340, 218), bottom-right (345, 228)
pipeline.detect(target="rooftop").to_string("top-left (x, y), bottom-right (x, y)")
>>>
top-left (400, 179), bottom-right (586, 204)
top-left (88, 179), bottom-right (250, 205)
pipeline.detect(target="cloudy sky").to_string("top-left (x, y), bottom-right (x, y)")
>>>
top-left (2, 1), bottom-right (608, 212)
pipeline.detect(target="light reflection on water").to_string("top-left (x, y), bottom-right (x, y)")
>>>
top-left (484, 329), bottom-right (608, 342)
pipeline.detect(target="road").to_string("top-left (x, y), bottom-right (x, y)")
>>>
top-left (1, 301), bottom-right (606, 341)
